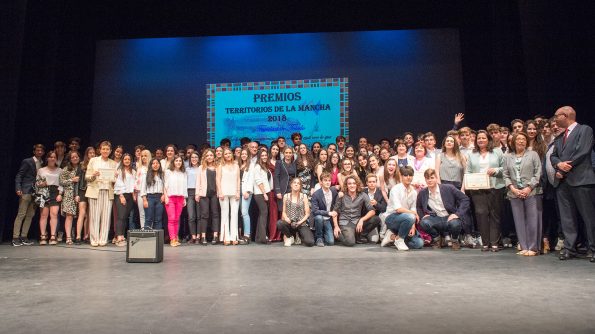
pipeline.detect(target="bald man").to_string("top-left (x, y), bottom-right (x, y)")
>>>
top-left (550, 106), bottom-right (595, 262)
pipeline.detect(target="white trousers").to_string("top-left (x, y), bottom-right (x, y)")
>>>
top-left (219, 196), bottom-right (239, 242)
top-left (88, 190), bottom-right (113, 245)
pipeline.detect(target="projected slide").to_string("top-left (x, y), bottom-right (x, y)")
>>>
top-left (206, 78), bottom-right (349, 147)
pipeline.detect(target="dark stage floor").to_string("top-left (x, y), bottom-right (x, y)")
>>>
top-left (1, 243), bottom-right (594, 334)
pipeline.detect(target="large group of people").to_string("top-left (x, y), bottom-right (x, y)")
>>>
top-left (11, 107), bottom-right (595, 262)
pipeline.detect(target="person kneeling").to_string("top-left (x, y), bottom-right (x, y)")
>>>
top-left (382, 166), bottom-right (424, 251)
top-left (416, 169), bottom-right (470, 250)
top-left (311, 172), bottom-right (339, 247)
top-left (332, 176), bottom-right (380, 246)
top-left (276, 178), bottom-right (314, 247)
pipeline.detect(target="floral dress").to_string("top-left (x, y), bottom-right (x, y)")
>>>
top-left (59, 167), bottom-right (80, 216)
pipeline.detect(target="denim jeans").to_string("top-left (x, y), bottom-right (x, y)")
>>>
top-left (420, 215), bottom-right (462, 240)
top-left (385, 212), bottom-right (424, 249)
top-left (241, 194), bottom-right (252, 236)
top-left (313, 215), bottom-right (334, 245)
top-left (144, 193), bottom-right (164, 229)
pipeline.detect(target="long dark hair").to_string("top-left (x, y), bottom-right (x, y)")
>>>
top-left (118, 153), bottom-right (134, 181)
top-left (146, 158), bottom-right (163, 187)
top-left (66, 150), bottom-right (81, 172)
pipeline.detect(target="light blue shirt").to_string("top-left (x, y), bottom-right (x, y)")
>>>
top-left (186, 166), bottom-right (197, 189)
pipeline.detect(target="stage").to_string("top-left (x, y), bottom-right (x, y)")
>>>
top-left (1, 243), bottom-right (593, 334)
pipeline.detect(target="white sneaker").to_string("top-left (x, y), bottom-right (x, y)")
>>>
top-left (394, 238), bottom-right (409, 251)
top-left (463, 234), bottom-right (475, 248)
top-left (289, 236), bottom-right (295, 245)
top-left (293, 235), bottom-right (300, 245)
top-left (284, 237), bottom-right (292, 247)
top-left (475, 236), bottom-right (483, 247)
top-left (381, 230), bottom-right (394, 247)
top-left (555, 239), bottom-right (564, 251)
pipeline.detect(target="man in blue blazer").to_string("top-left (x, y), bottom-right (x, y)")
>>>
top-left (12, 144), bottom-right (45, 246)
top-left (311, 172), bottom-right (339, 246)
top-left (550, 106), bottom-right (595, 262)
top-left (417, 169), bottom-right (470, 250)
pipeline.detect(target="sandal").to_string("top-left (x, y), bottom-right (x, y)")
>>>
top-left (66, 238), bottom-right (73, 245)
top-left (49, 235), bottom-right (57, 245)
top-left (39, 234), bottom-right (48, 245)
top-left (525, 250), bottom-right (538, 256)
top-left (74, 238), bottom-right (82, 245)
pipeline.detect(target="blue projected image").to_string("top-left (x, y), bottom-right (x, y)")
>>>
top-left (92, 29), bottom-right (464, 150)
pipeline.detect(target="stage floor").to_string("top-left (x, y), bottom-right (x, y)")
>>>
top-left (1, 243), bottom-right (594, 334)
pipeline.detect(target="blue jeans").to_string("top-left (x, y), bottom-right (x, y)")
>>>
top-left (385, 213), bottom-right (424, 249)
top-left (313, 215), bottom-right (334, 245)
top-left (144, 193), bottom-right (164, 229)
top-left (241, 194), bottom-right (252, 236)
top-left (420, 215), bottom-right (462, 240)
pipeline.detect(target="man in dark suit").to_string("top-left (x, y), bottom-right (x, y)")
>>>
top-left (12, 144), bottom-right (45, 246)
top-left (311, 172), bottom-right (339, 246)
top-left (417, 169), bottom-right (470, 250)
top-left (550, 106), bottom-right (595, 262)
top-left (362, 173), bottom-right (387, 243)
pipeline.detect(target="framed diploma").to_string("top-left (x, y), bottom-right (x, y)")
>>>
top-left (98, 168), bottom-right (116, 181)
top-left (464, 173), bottom-right (490, 190)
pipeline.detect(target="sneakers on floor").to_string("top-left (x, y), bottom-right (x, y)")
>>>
top-left (555, 239), bottom-right (564, 251)
top-left (294, 235), bottom-right (301, 245)
top-left (20, 238), bottom-right (34, 246)
top-left (12, 239), bottom-right (22, 247)
top-left (502, 237), bottom-right (512, 248)
top-left (381, 230), bottom-right (394, 247)
top-left (284, 237), bottom-right (292, 247)
top-left (394, 238), bottom-right (409, 251)
top-left (463, 234), bottom-right (475, 248)
top-left (316, 238), bottom-right (325, 247)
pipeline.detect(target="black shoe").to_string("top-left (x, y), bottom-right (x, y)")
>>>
top-left (355, 237), bottom-right (368, 244)
top-left (590, 255), bottom-right (595, 263)
top-left (559, 250), bottom-right (576, 261)
top-left (239, 236), bottom-right (250, 245)
top-left (12, 238), bottom-right (22, 247)
top-left (20, 238), bottom-right (33, 246)
top-left (74, 238), bottom-right (82, 245)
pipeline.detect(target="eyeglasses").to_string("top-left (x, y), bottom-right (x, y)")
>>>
top-left (554, 113), bottom-right (567, 118)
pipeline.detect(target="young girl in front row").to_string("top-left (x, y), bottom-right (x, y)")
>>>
top-left (164, 155), bottom-right (187, 247)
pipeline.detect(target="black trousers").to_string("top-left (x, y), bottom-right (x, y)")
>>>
top-left (253, 194), bottom-right (269, 243)
top-left (199, 193), bottom-right (220, 234)
top-left (556, 182), bottom-right (595, 253)
top-left (187, 189), bottom-right (200, 235)
top-left (115, 193), bottom-right (134, 237)
top-left (470, 189), bottom-right (502, 247)
top-left (276, 220), bottom-right (314, 247)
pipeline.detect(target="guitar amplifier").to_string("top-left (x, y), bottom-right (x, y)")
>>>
top-left (126, 229), bottom-right (164, 263)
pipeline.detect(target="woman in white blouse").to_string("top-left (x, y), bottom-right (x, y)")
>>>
top-left (217, 148), bottom-right (240, 245)
top-left (134, 149), bottom-right (152, 228)
top-left (114, 153), bottom-right (136, 247)
top-left (37, 151), bottom-right (63, 245)
top-left (381, 166), bottom-right (423, 250)
top-left (164, 155), bottom-right (187, 247)
top-left (253, 149), bottom-right (273, 244)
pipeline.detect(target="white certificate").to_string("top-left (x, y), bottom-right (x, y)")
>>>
top-left (98, 168), bottom-right (116, 181)
top-left (412, 172), bottom-right (426, 186)
top-left (464, 173), bottom-right (490, 190)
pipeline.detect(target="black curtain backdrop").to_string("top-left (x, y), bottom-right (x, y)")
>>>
top-left (2, 0), bottom-right (594, 240)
